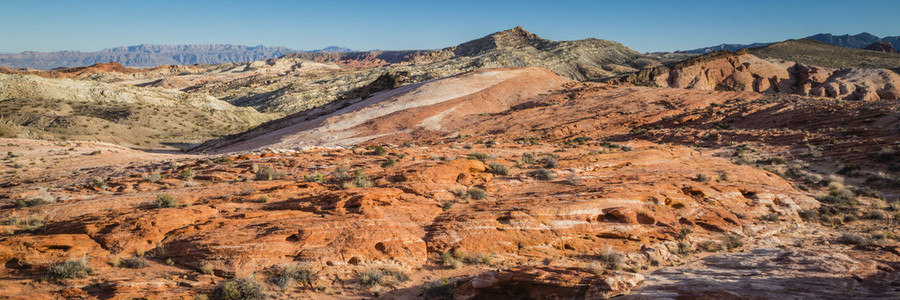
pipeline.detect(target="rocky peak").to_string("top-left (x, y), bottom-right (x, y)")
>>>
top-left (864, 41), bottom-right (897, 53)
top-left (453, 26), bottom-right (543, 56)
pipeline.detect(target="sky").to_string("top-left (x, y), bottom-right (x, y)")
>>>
top-left (1, 0), bottom-right (899, 53)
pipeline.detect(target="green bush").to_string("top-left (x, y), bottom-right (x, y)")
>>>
top-left (342, 168), bottom-right (373, 189)
top-left (48, 257), bottom-right (92, 279)
top-left (216, 277), bottom-right (266, 300)
top-left (155, 194), bottom-right (177, 208)
top-left (371, 145), bottom-right (388, 156)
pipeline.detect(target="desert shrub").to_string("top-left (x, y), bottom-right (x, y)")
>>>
top-left (423, 278), bottom-right (453, 300)
top-left (565, 174), bottom-right (582, 185)
top-left (257, 195), bottom-right (270, 203)
top-left (467, 187), bottom-right (487, 200)
top-left (837, 233), bottom-right (870, 246)
top-left (200, 263), bottom-right (215, 275)
top-left (441, 200), bottom-right (453, 211)
top-left (543, 156), bottom-right (559, 168)
top-left (468, 152), bottom-right (490, 161)
top-left (836, 164), bottom-right (862, 177)
top-left (520, 153), bottom-right (536, 164)
top-left (90, 177), bottom-right (108, 189)
top-left (597, 246), bottom-right (623, 270)
top-left (488, 163), bottom-right (509, 176)
top-left (676, 241), bottom-right (692, 255)
top-left (120, 256), bottom-right (149, 269)
top-left (440, 250), bottom-right (465, 269)
top-left (381, 157), bottom-right (396, 168)
top-left (871, 147), bottom-right (897, 162)
top-left (468, 253), bottom-right (493, 265)
top-left (694, 173), bottom-right (709, 182)
top-left (723, 235), bottom-right (744, 249)
top-left (48, 257), bottom-right (92, 279)
top-left (676, 227), bottom-right (692, 241)
top-left (271, 263), bottom-right (317, 289)
top-left (865, 209), bottom-right (887, 220)
top-left (154, 193), bottom-right (177, 208)
top-left (760, 213), bottom-right (779, 221)
top-left (528, 168), bottom-right (556, 180)
top-left (216, 277), bottom-right (266, 300)
top-left (717, 171), bottom-right (729, 181)
top-left (698, 240), bottom-right (722, 252)
top-left (873, 231), bottom-right (896, 240)
top-left (144, 172), bottom-right (163, 183)
top-left (14, 198), bottom-right (46, 208)
top-left (890, 201), bottom-right (900, 211)
top-left (798, 209), bottom-right (819, 221)
top-left (451, 186), bottom-right (469, 199)
top-left (180, 167), bottom-right (194, 181)
top-left (370, 145), bottom-right (388, 156)
top-left (853, 187), bottom-right (884, 199)
top-left (343, 168), bottom-right (372, 189)
top-left (304, 172), bottom-right (326, 183)
top-left (255, 165), bottom-right (283, 181)
top-left (358, 267), bottom-right (409, 288)
top-left (756, 157), bottom-right (786, 165)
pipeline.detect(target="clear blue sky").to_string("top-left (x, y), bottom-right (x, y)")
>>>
top-left (1, 0), bottom-right (898, 53)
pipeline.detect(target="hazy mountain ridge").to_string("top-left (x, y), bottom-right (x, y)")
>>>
top-left (0, 44), bottom-right (354, 69)
top-left (680, 32), bottom-right (900, 54)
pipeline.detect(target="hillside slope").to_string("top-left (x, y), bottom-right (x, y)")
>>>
top-left (192, 67), bottom-right (570, 153)
top-left (0, 73), bottom-right (275, 148)
top-left (749, 39), bottom-right (900, 72)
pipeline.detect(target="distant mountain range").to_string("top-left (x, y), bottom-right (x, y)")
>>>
top-left (0, 44), bottom-right (353, 70)
top-left (680, 33), bottom-right (900, 54)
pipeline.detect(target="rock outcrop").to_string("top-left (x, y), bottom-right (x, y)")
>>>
top-left (865, 41), bottom-right (897, 53)
top-left (613, 51), bottom-right (900, 100)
